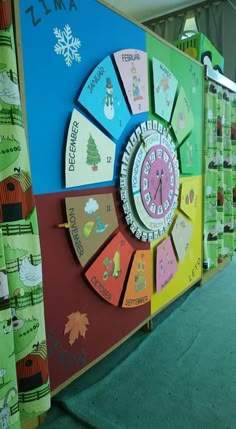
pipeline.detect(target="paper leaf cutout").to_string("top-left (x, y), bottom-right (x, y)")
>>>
top-left (64, 311), bottom-right (89, 345)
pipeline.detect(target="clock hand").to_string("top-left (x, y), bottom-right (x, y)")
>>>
top-left (160, 177), bottom-right (163, 206)
top-left (154, 176), bottom-right (163, 201)
top-left (154, 178), bottom-right (161, 200)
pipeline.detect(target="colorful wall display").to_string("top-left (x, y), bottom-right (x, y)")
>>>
top-left (15, 0), bottom-right (204, 392)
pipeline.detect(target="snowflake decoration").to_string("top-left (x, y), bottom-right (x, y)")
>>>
top-left (54, 24), bottom-right (81, 67)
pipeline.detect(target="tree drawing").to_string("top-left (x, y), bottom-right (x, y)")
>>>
top-left (86, 133), bottom-right (101, 171)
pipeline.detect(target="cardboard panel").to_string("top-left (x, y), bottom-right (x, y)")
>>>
top-left (15, 0), bottom-right (204, 392)
top-left (35, 189), bottom-right (150, 391)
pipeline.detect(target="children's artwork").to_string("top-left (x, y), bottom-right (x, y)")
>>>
top-left (171, 87), bottom-right (194, 144)
top-left (180, 179), bottom-right (200, 220)
top-left (152, 58), bottom-right (178, 122)
top-left (122, 250), bottom-right (152, 308)
top-left (179, 137), bottom-right (202, 175)
top-left (85, 232), bottom-right (133, 306)
top-left (65, 193), bottom-right (118, 267)
top-left (113, 49), bottom-right (149, 114)
top-left (156, 237), bottom-right (178, 292)
top-left (65, 109), bottom-right (116, 188)
top-left (78, 56), bottom-right (131, 140)
top-left (171, 214), bottom-right (193, 261)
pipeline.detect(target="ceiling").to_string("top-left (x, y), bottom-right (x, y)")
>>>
top-left (103, 0), bottom-right (203, 22)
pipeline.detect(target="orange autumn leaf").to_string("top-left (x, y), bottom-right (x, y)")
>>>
top-left (64, 311), bottom-right (89, 346)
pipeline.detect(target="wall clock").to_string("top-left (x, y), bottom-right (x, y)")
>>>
top-left (120, 120), bottom-right (179, 242)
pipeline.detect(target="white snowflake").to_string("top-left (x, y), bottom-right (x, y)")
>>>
top-left (54, 24), bottom-right (81, 67)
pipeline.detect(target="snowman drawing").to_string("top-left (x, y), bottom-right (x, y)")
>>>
top-left (103, 77), bottom-right (115, 120)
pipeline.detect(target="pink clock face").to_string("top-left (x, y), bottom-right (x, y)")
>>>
top-left (130, 131), bottom-right (179, 234)
top-left (120, 122), bottom-right (180, 241)
top-left (140, 144), bottom-right (176, 220)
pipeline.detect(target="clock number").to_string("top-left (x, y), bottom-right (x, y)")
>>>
top-left (144, 162), bottom-right (151, 174)
top-left (158, 205), bottom-right (163, 215)
top-left (150, 203), bottom-right (156, 214)
top-left (168, 189), bottom-right (173, 200)
top-left (107, 156), bottom-right (112, 163)
top-left (166, 208), bottom-right (174, 225)
top-left (168, 162), bottom-right (173, 173)
top-left (164, 200), bottom-right (169, 210)
top-left (149, 151), bottom-right (156, 163)
top-left (170, 175), bottom-right (174, 185)
top-left (157, 149), bottom-right (163, 159)
top-left (143, 177), bottom-right (149, 190)
top-left (120, 190), bottom-right (127, 202)
top-left (163, 151), bottom-right (169, 163)
top-left (135, 228), bottom-right (142, 239)
top-left (106, 205), bottom-right (111, 212)
top-left (144, 193), bottom-right (151, 205)
top-left (125, 213), bottom-right (133, 225)
top-left (141, 232), bottom-right (148, 242)
top-left (130, 223), bottom-right (137, 234)
top-left (121, 164), bottom-right (127, 176)
top-left (123, 202), bottom-right (130, 214)
top-left (120, 177), bottom-right (126, 188)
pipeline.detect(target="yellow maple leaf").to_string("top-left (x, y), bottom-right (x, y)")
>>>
top-left (64, 311), bottom-right (89, 346)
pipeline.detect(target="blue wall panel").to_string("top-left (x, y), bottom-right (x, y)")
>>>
top-left (19, 0), bottom-right (147, 194)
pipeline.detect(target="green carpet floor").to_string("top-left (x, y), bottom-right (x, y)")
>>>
top-left (41, 256), bottom-right (236, 429)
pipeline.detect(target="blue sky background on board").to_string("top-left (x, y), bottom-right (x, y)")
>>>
top-left (19, 0), bottom-right (147, 195)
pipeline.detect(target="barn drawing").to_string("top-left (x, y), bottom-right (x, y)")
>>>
top-left (0, 169), bottom-right (35, 221)
top-left (16, 341), bottom-right (49, 392)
